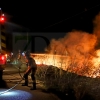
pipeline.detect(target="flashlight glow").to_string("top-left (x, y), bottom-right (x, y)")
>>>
top-left (0, 89), bottom-right (33, 100)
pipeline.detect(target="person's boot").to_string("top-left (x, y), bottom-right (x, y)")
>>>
top-left (30, 83), bottom-right (36, 90)
top-left (22, 80), bottom-right (28, 86)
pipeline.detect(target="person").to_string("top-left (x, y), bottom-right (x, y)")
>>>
top-left (17, 50), bottom-right (21, 60)
top-left (17, 50), bottom-right (22, 69)
top-left (22, 51), bottom-right (37, 90)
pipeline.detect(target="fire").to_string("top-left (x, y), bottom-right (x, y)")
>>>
top-left (30, 13), bottom-right (100, 78)
top-left (36, 61), bottom-right (41, 65)
top-left (31, 52), bottom-right (100, 78)
top-left (31, 54), bottom-right (70, 69)
top-left (92, 50), bottom-right (100, 67)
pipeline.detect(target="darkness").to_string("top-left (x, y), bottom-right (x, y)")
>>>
top-left (0, 0), bottom-right (100, 33)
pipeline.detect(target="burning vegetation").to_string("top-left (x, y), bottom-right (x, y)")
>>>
top-left (31, 13), bottom-right (100, 78)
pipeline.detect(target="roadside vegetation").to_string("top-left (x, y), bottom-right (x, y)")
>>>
top-left (36, 65), bottom-right (100, 100)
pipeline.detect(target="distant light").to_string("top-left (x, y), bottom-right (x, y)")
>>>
top-left (5, 54), bottom-right (7, 58)
top-left (0, 15), bottom-right (5, 22)
top-left (11, 52), bottom-right (13, 55)
top-left (22, 52), bottom-right (25, 56)
top-left (1, 56), bottom-right (4, 60)
top-left (1, 17), bottom-right (4, 21)
top-left (2, 14), bottom-right (4, 16)
top-left (0, 8), bottom-right (1, 10)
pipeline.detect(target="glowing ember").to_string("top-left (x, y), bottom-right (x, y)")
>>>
top-left (31, 54), bottom-right (70, 69)
top-left (92, 50), bottom-right (100, 66)
top-left (31, 52), bottom-right (100, 78)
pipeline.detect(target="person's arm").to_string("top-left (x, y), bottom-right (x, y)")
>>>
top-left (23, 66), bottom-right (31, 79)
top-left (24, 66), bottom-right (31, 74)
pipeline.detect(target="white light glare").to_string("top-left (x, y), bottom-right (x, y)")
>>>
top-left (2, 14), bottom-right (4, 16)
top-left (0, 91), bottom-right (18, 96)
top-left (0, 89), bottom-right (33, 100)
top-left (22, 52), bottom-right (25, 56)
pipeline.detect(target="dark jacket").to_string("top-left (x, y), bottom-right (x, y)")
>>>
top-left (27, 57), bottom-right (37, 70)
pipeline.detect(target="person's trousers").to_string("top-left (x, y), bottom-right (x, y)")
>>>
top-left (31, 70), bottom-right (36, 89)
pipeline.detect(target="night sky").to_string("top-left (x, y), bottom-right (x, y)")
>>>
top-left (0, 0), bottom-right (100, 33)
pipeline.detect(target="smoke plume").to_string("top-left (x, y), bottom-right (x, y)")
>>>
top-left (44, 13), bottom-right (100, 77)
top-left (46, 31), bottom-right (97, 59)
top-left (46, 13), bottom-right (100, 59)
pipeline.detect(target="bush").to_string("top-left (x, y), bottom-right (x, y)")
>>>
top-left (36, 65), bottom-right (99, 100)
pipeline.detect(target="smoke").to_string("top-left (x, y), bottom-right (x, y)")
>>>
top-left (46, 13), bottom-right (100, 59)
top-left (43, 13), bottom-right (100, 77)
top-left (46, 31), bottom-right (97, 59)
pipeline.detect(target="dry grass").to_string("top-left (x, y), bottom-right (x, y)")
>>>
top-left (36, 65), bottom-right (100, 100)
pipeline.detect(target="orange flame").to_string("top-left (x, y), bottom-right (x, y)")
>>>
top-left (31, 13), bottom-right (100, 78)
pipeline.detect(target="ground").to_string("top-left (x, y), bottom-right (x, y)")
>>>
top-left (0, 64), bottom-right (60, 100)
